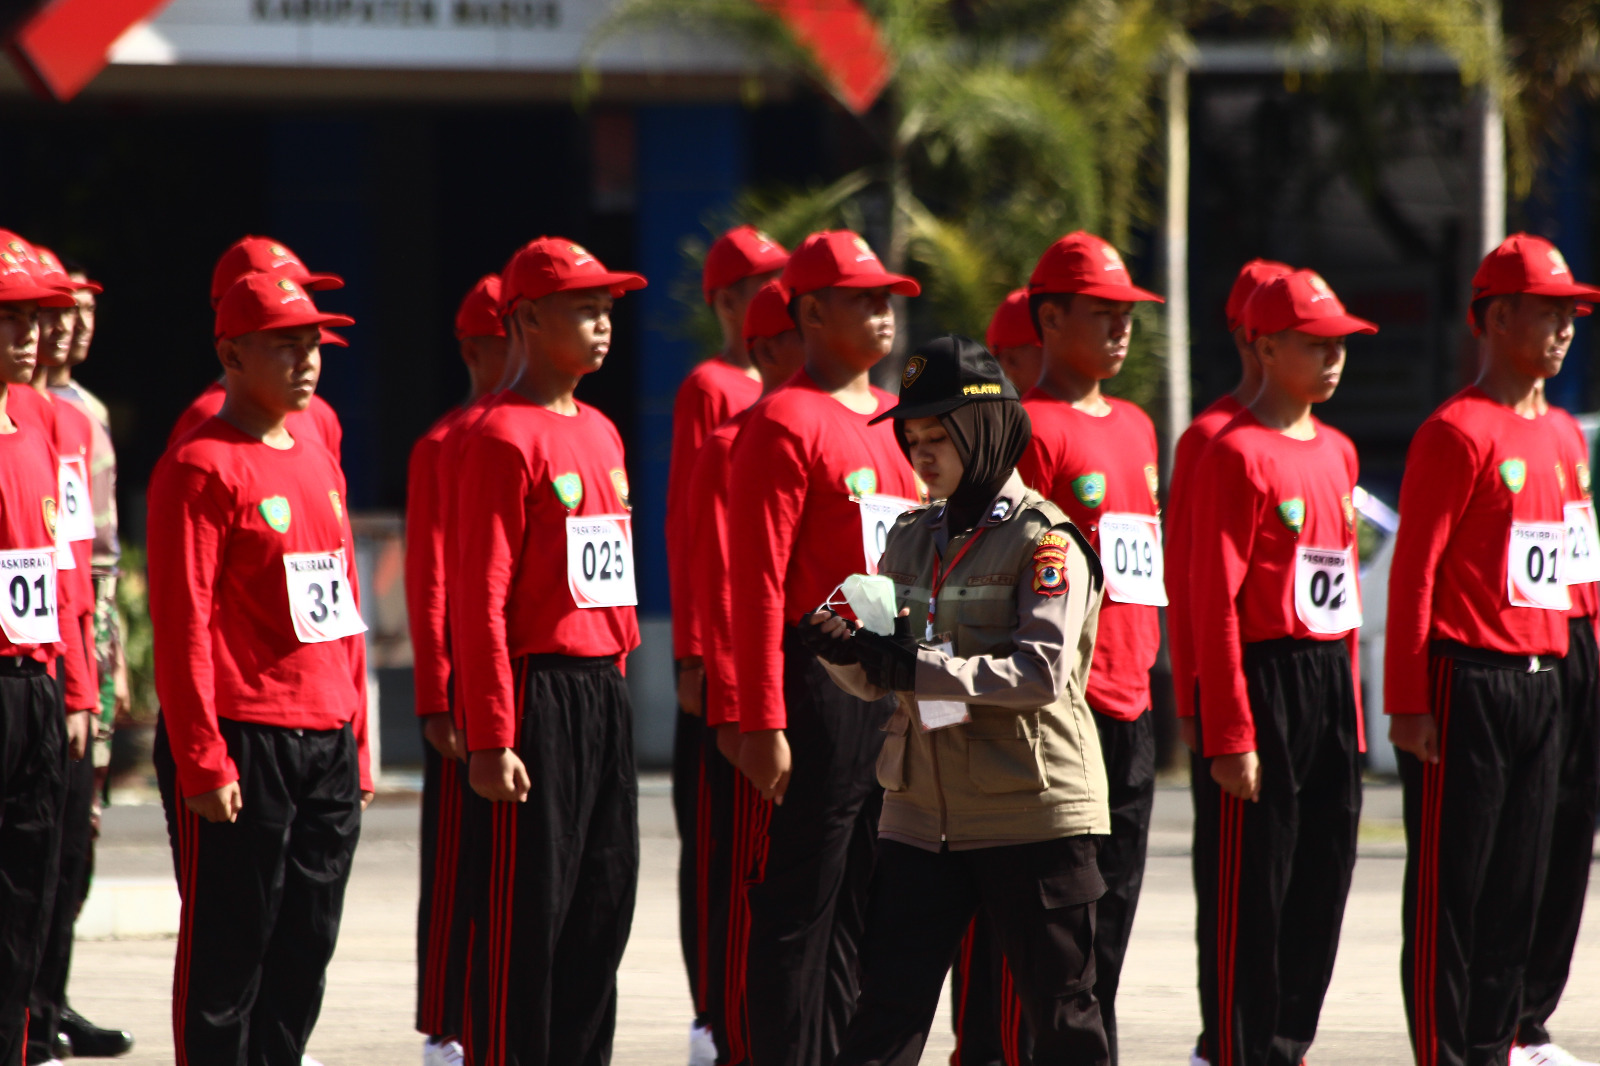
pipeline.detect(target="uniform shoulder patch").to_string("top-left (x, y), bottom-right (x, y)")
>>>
top-left (1031, 531), bottom-right (1071, 596)
top-left (553, 473), bottom-right (584, 510)
top-left (844, 468), bottom-right (878, 497)
top-left (1071, 472), bottom-right (1106, 509)
top-left (1499, 458), bottom-right (1526, 494)
top-left (259, 496), bottom-right (291, 533)
top-left (1276, 498), bottom-right (1304, 535)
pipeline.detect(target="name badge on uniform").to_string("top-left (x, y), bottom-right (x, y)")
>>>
top-left (566, 514), bottom-right (638, 609)
top-left (1293, 546), bottom-right (1362, 634)
top-left (283, 549), bottom-right (368, 643)
top-left (858, 495), bottom-right (920, 575)
top-left (57, 458), bottom-right (94, 544)
top-left (1098, 512), bottom-right (1166, 606)
top-left (1563, 501), bottom-right (1600, 585)
top-left (917, 640), bottom-right (969, 731)
top-left (1508, 521), bottom-right (1571, 611)
top-left (0, 548), bottom-right (61, 645)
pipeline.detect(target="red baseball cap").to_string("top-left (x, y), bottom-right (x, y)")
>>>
top-left (32, 246), bottom-right (102, 294)
top-left (1469, 233), bottom-right (1600, 331)
top-left (0, 231), bottom-right (74, 307)
top-left (1029, 231), bottom-right (1163, 303)
top-left (704, 226), bottom-right (790, 303)
top-left (1243, 270), bottom-right (1377, 340)
top-left (500, 237), bottom-right (646, 312)
top-left (455, 274), bottom-right (506, 339)
top-left (985, 289), bottom-right (1040, 350)
top-left (216, 273), bottom-right (356, 341)
top-left (1225, 258), bottom-right (1291, 331)
top-left (781, 230), bottom-right (920, 297)
top-left (320, 329), bottom-right (348, 348)
top-left (210, 236), bottom-right (344, 308)
top-left (743, 279), bottom-right (795, 343)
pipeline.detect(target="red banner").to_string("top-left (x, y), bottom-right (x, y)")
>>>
top-left (7, 0), bottom-right (171, 101)
top-left (756, 0), bottom-right (892, 115)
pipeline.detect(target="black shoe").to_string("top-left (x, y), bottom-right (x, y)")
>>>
top-left (59, 1008), bottom-right (133, 1058)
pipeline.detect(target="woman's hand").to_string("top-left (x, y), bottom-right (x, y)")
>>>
top-left (796, 611), bottom-right (859, 665)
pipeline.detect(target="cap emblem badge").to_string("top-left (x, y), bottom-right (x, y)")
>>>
top-left (902, 355), bottom-right (927, 388)
top-left (609, 468), bottom-right (631, 510)
top-left (1031, 531), bottom-right (1070, 596)
top-left (328, 490), bottom-right (343, 522)
top-left (755, 229), bottom-right (776, 247)
top-left (568, 244), bottom-right (596, 266)
top-left (844, 468), bottom-right (878, 497)
top-left (259, 496), bottom-right (292, 533)
top-left (1499, 458), bottom-right (1527, 494)
top-left (270, 244), bottom-right (289, 257)
top-left (1276, 498), bottom-right (1305, 535)
top-left (552, 473), bottom-right (584, 510)
top-left (1101, 243), bottom-right (1124, 270)
top-left (7, 241), bottom-right (25, 256)
top-left (1548, 247), bottom-right (1570, 276)
top-left (1144, 464), bottom-right (1160, 504)
top-left (42, 497), bottom-right (56, 538)
top-left (1071, 472), bottom-right (1106, 509)
top-left (851, 236), bottom-right (877, 264)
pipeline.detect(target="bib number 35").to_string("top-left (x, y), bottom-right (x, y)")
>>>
top-left (283, 549), bottom-right (369, 643)
top-left (1507, 521), bottom-right (1571, 611)
top-left (567, 515), bottom-right (638, 608)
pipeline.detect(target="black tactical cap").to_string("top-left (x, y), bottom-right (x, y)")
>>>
top-left (869, 333), bottom-right (1018, 424)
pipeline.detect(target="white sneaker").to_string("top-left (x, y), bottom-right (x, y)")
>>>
top-left (1190, 1049), bottom-right (1210, 1066)
top-left (424, 1037), bottom-right (466, 1066)
top-left (1522, 1044), bottom-right (1600, 1066)
top-left (688, 1022), bottom-right (717, 1066)
top-left (302, 1058), bottom-right (324, 1066)
top-left (1512, 1048), bottom-right (1537, 1066)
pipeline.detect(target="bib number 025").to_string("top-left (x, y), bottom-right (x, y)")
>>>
top-left (1507, 522), bottom-right (1570, 611)
top-left (567, 515), bottom-right (638, 608)
top-left (0, 548), bottom-right (61, 645)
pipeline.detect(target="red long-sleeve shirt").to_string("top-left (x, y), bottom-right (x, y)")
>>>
top-left (147, 418), bottom-right (371, 798)
top-left (1386, 388), bottom-right (1574, 716)
top-left (1189, 412), bottom-right (1362, 756)
top-left (0, 392), bottom-right (73, 677)
top-left (438, 394), bottom-right (503, 739)
top-left (453, 396), bottom-right (640, 752)
top-left (1017, 391), bottom-right (1161, 721)
top-left (687, 407), bottom-right (754, 727)
top-left (7, 385), bottom-right (96, 711)
top-left (170, 382), bottom-right (343, 461)
top-left (405, 407), bottom-right (469, 719)
top-left (728, 372), bottom-right (918, 732)
top-left (667, 358), bottom-right (762, 660)
top-left (1551, 407), bottom-right (1599, 621)
top-left (1166, 393), bottom-right (1245, 721)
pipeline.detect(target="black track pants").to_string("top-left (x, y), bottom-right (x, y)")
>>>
top-left (692, 719), bottom-right (737, 1059)
top-left (721, 768), bottom-right (773, 1066)
top-left (154, 715), bottom-right (362, 1066)
top-left (1092, 709), bottom-right (1155, 1066)
top-left (743, 629), bottom-right (893, 1066)
top-left (465, 656), bottom-right (639, 1066)
top-left (950, 912), bottom-right (1027, 1066)
top-left (417, 735), bottom-right (472, 1039)
top-left (835, 837), bottom-right (1109, 1066)
top-left (673, 700), bottom-right (707, 1026)
top-left (0, 661), bottom-right (66, 1066)
top-left (1518, 619), bottom-right (1600, 1046)
top-left (1194, 638), bottom-right (1361, 1066)
top-left (1401, 652), bottom-right (1560, 1066)
top-left (26, 739), bottom-right (95, 1062)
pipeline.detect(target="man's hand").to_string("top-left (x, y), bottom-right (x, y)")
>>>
top-left (66, 709), bottom-right (92, 761)
top-left (423, 713), bottom-right (465, 761)
top-left (1389, 713), bottom-right (1440, 764)
top-left (677, 657), bottom-right (705, 718)
top-left (1211, 751), bottom-right (1261, 802)
top-left (361, 791), bottom-right (375, 811)
top-left (470, 748), bottom-right (531, 803)
top-left (1179, 717), bottom-right (1197, 753)
top-left (739, 729), bottom-right (792, 805)
top-left (186, 782), bottom-right (244, 823)
top-left (715, 723), bottom-right (743, 767)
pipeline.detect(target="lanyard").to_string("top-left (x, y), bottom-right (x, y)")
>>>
top-left (927, 528), bottom-right (987, 639)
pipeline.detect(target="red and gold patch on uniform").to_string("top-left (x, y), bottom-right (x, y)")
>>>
top-left (42, 497), bottom-right (57, 538)
top-left (1341, 494), bottom-right (1356, 532)
top-left (328, 490), bottom-right (344, 522)
top-left (1031, 531), bottom-right (1070, 596)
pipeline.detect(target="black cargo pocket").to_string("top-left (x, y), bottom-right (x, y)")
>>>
top-left (876, 711), bottom-right (910, 792)
top-left (1037, 838), bottom-right (1106, 909)
top-left (965, 712), bottom-right (1048, 794)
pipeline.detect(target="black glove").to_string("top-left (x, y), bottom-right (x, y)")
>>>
top-left (796, 611), bottom-right (860, 666)
top-left (853, 613), bottom-right (919, 692)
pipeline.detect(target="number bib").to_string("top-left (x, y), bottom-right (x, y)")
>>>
top-left (1294, 546), bottom-right (1362, 634)
top-left (859, 496), bottom-right (919, 575)
top-left (1099, 513), bottom-right (1167, 606)
top-left (0, 548), bottom-right (61, 645)
top-left (1508, 522), bottom-right (1571, 611)
top-left (1564, 502), bottom-right (1600, 585)
top-left (566, 515), bottom-right (638, 608)
top-left (283, 549), bottom-right (368, 643)
top-left (57, 458), bottom-right (94, 544)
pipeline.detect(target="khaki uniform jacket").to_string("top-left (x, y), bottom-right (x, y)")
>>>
top-left (823, 471), bottom-right (1109, 846)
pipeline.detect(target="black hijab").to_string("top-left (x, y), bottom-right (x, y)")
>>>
top-left (897, 398), bottom-right (1032, 533)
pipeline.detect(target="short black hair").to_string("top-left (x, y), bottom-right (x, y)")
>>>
top-left (1027, 291), bottom-right (1073, 338)
top-left (1470, 292), bottom-right (1519, 333)
top-left (57, 253), bottom-right (88, 276)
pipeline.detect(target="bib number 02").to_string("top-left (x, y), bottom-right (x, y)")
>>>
top-left (1098, 513), bottom-right (1167, 606)
top-left (1507, 521), bottom-right (1570, 611)
top-left (0, 548), bottom-right (61, 645)
top-left (283, 549), bottom-right (369, 643)
top-left (1293, 546), bottom-right (1361, 634)
top-left (567, 515), bottom-right (638, 608)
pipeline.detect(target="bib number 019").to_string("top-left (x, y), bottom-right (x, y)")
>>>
top-left (1098, 513), bottom-right (1167, 606)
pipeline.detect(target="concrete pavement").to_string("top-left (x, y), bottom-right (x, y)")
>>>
top-left (63, 777), bottom-right (1600, 1065)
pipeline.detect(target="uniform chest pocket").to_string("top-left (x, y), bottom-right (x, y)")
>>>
top-left (964, 711), bottom-right (1048, 794)
top-left (946, 591), bottom-right (1017, 653)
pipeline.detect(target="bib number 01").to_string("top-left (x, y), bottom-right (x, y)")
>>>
top-left (567, 515), bottom-right (638, 608)
top-left (1293, 546), bottom-right (1361, 634)
top-left (1507, 521), bottom-right (1570, 611)
top-left (1098, 513), bottom-right (1167, 606)
top-left (0, 548), bottom-right (61, 645)
top-left (858, 496), bottom-right (920, 575)
top-left (283, 549), bottom-right (368, 643)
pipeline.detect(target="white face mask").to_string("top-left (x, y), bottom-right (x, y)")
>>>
top-left (819, 573), bottom-right (900, 636)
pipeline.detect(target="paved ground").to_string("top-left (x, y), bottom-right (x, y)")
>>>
top-left (66, 777), bottom-right (1600, 1066)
